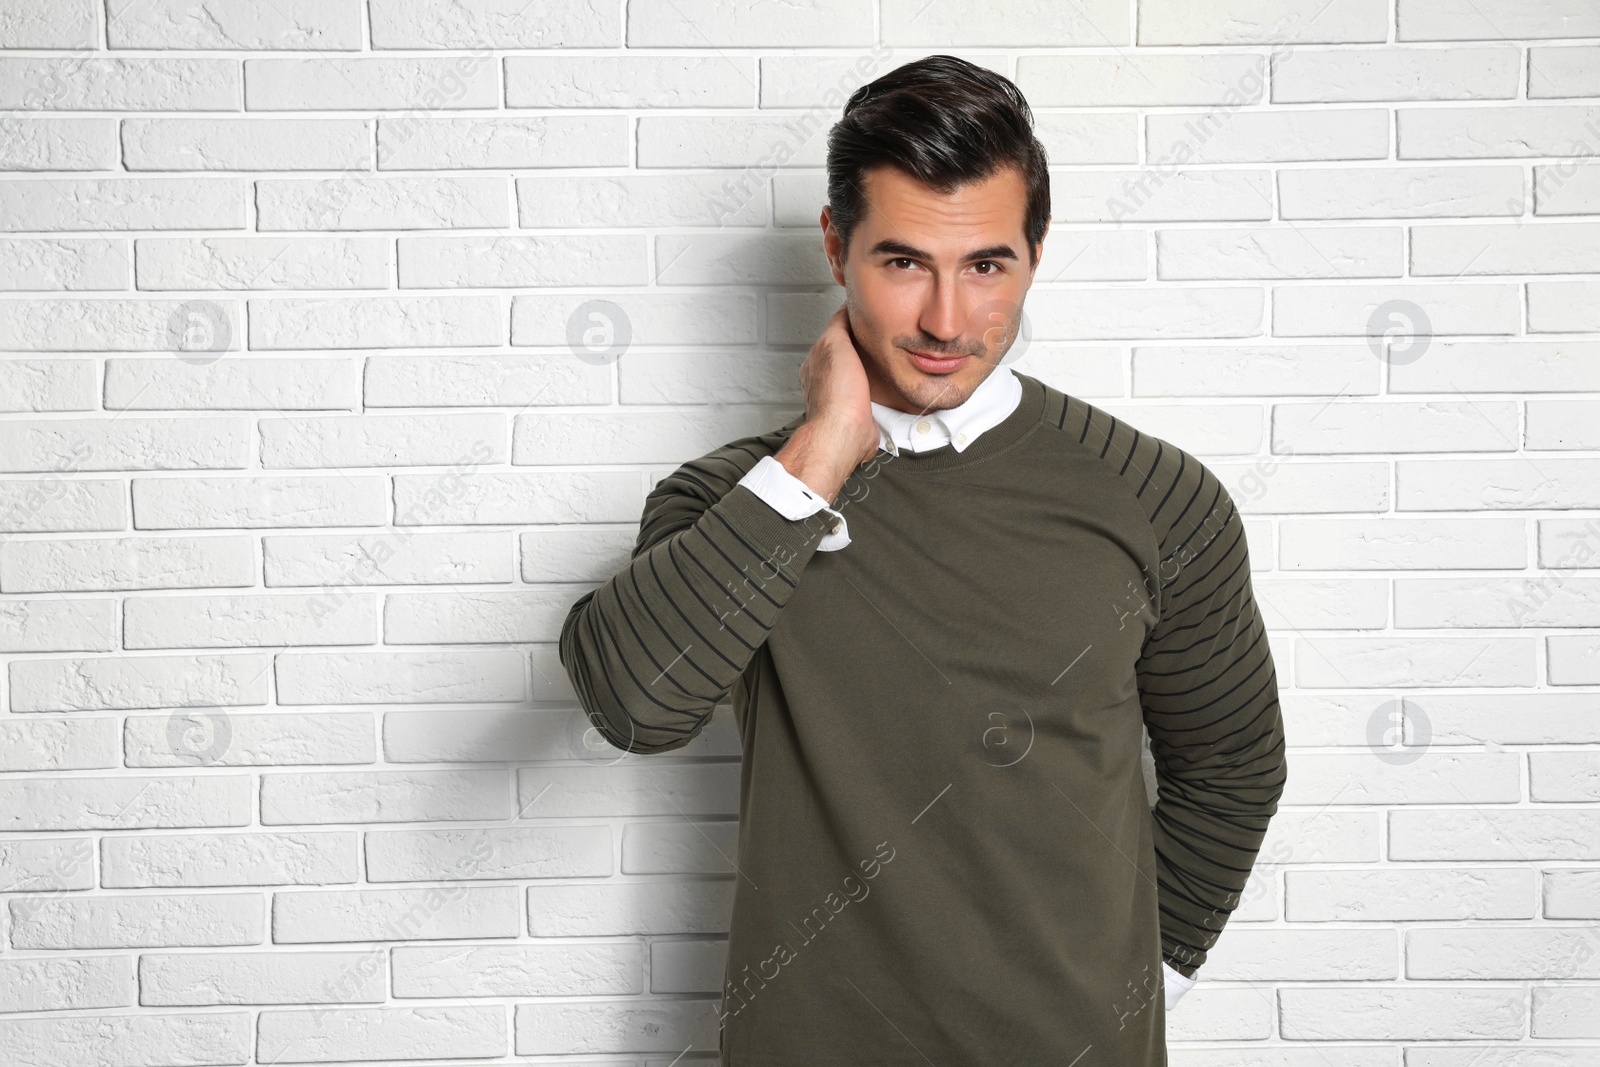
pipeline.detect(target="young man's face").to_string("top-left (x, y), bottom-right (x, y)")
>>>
top-left (822, 163), bottom-right (1047, 415)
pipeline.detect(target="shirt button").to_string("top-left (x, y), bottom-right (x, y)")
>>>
top-left (956, 432), bottom-right (968, 445)
top-left (915, 419), bottom-right (931, 434)
top-left (831, 520), bottom-right (842, 534)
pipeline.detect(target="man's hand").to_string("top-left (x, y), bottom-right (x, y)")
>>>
top-left (775, 304), bottom-right (882, 504)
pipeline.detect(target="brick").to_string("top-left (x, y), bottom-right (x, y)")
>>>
top-left (510, 56), bottom-right (751, 107)
top-left (1279, 987), bottom-right (1524, 1039)
top-left (244, 58), bottom-right (494, 109)
top-left (380, 117), bottom-right (627, 170)
top-left (393, 943), bottom-right (640, 997)
top-left (1400, 458), bottom-right (1600, 510)
top-left (109, 0), bottom-right (362, 49)
top-left (257, 1006), bottom-right (507, 1062)
top-left (1019, 54), bottom-right (1266, 106)
top-left (518, 527), bottom-right (630, 579)
top-left (261, 769), bottom-right (511, 826)
top-left (1273, 283), bottom-right (1519, 336)
top-left (628, 0), bottom-right (870, 46)
top-left (1132, 345), bottom-right (1376, 396)
top-left (0, 117), bottom-right (117, 170)
top-left (1273, 46), bottom-right (1521, 101)
top-left (528, 879), bottom-right (735, 936)
top-left (0, 178), bottom-right (245, 231)
top-left (0, 238), bottom-right (129, 290)
top-left (384, 589), bottom-right (577, 643)
top-left (0, 534), bottom-right (254, 592)
top-left (0, 837), bottom-right (95, 892)
top-left (263, 531), bottom-right (512, 586)
top-left (1139, 0), bottom-right (1386, 44)
top-left (139, 949), bottom-right (382, 1005)
top-left (124, 593), bottom-right (377, 649)
top-left (103, 831), bottom-right (357, 887)
top-left (255, 177), bottom-right (509, 231)
top-left (124, 710), bottom-right (374, 768)
top-left (365, 825), bottom-right (612, 881)
top-left (366, 355), bottom-right (607, 408)
top-left (0, 716), bottom-right (118, 772)
top-left (1279, 166), bottom-right (1523, 218)
top-left (1287, 867), bottom-right (1535, 921)
top-left (369, 0), bottom-right (619, 48)
top-left (1401, 106), bottom-right (1600, 158)
top-left (0, 598), bottom-right (118, 651)
top-left (517, 764), bottom-right (739, 819)
top-left (517, 173), bottom-right (767, 228)
top-left (1280, 517), bottom-right (1524, 570)
top-left (398, 234), bottom-right (645, 288)
top-left (1157, 227), bottom-right (1402, 279)
top-left (1392, 810), bottom-right (1600, 860)
top-left (10, 892), bottom-right (263, 948)
top-left (0, 58), bottom-right (240, 110)
top-left (260, 413), bottom-right (504, 468)
top-left (133, 475), bottom-right (387, 529)
top-left (1546, 870), bottom-right (1600, 918)
top-left (106, 357), bottom-right (360, 410)
top-left (1273, 400), bottom-right (1517, 453)
top-left (0, 0), bottom-right (95, 48)
top-left (9, 653), bottom-right (269, 711)
top-left (135, 237), bottom-right (389, 290)
top-left (1147, 108), bottom-right (1388, 163)
top-left (0, 417), bottom-right (248, 472)
top-left (0, 1014), bottom-right (250, 1066)
top-left (251, 295), bottom-right (503, 349)
top-left (515, 999), bottom-right (721, 1056)
top-left (622, 820), bottom-right (738, 875)
top-left (1294, 637), bottom-right (1533, 688)
top-left (1400, 0), bottom-right (1600, 41)
top-left (650, 937), bottom-right (723, 993)
top-left (271, 885), bottom-right (520, 942)
top-left (618, 351), bottom-right (808, 405)
top-left (122, 118), bottom-right (370, 171)
top-left (1530, 46), bottom-right (1600, 98)
top-left (1530, 281), bottom-right (1600, 332)
top-left (0, 464), bottom-right (114, 524)
top-left (0, 957), bottom-right (130, 1014)
top-left (0, 775), bottom-right (249, 830)
top-left (0, 358), bottom-right (93, 411)
top-left (0, 300), bottom-right (244, 353)
top-left (512, 409), bottom-right (775, 465)
top-left (274, 650), bottom-right (525, 704)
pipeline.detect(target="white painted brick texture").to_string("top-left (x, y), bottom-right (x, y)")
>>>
top-left (1, 0), bottom-right (1598, 1062)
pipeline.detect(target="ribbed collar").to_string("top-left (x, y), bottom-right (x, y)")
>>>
top-left (871, 365), bottom-right (1023, 457)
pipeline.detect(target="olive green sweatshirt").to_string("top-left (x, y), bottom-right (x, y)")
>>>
top-left (558, 369), bottom-right (1287, 1065)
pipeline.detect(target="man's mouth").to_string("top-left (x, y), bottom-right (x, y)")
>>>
top-left (907, 349), bottom-right (968, 374)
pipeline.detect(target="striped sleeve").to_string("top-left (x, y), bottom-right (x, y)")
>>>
top-left (558, 437), bottom-right (830, 754)
top-left (1134, 443), bottom-right (1287, 977)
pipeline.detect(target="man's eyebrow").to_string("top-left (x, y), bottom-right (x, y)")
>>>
top-left (867, 239), bottom-right (1020, 263)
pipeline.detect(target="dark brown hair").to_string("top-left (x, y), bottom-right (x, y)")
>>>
top-left (826, 54), bottom-right (1051, 267)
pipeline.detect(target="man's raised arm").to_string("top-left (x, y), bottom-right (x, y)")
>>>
top-left (558, 306), bottom-right (883, 754)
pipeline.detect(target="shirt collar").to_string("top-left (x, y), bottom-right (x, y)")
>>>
top-left (870, 366), bottom-right (1023, 456)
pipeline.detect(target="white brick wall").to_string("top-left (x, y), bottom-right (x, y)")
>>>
top-left (1, 1), bottom-right (1597, 1062)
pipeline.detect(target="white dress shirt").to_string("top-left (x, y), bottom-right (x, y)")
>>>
top-left (731, 364), bottom-right (1201, 1008)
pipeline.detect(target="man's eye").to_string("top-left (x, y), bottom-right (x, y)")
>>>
top-left (890, 257), bottom-right (916, 270)
top-left (974, 261), bottom-right (999, 275)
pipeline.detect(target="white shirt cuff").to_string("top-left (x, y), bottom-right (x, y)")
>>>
top-left (735, 455), bottom-right (850, 551)
top-left (1163, 961), bottom-right (1197, 1010)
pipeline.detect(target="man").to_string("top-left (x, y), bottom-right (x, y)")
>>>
top-left (559, 54), bottom-right (1286, 1065)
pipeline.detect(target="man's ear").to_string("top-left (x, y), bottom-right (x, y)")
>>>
top-left (1030, 214), bottom-right (1051, 280)
top-left (821, 205), bottom-right (846, 288)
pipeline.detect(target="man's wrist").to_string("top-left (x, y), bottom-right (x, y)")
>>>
top-left (773, 421), bottom-right (859, 504)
